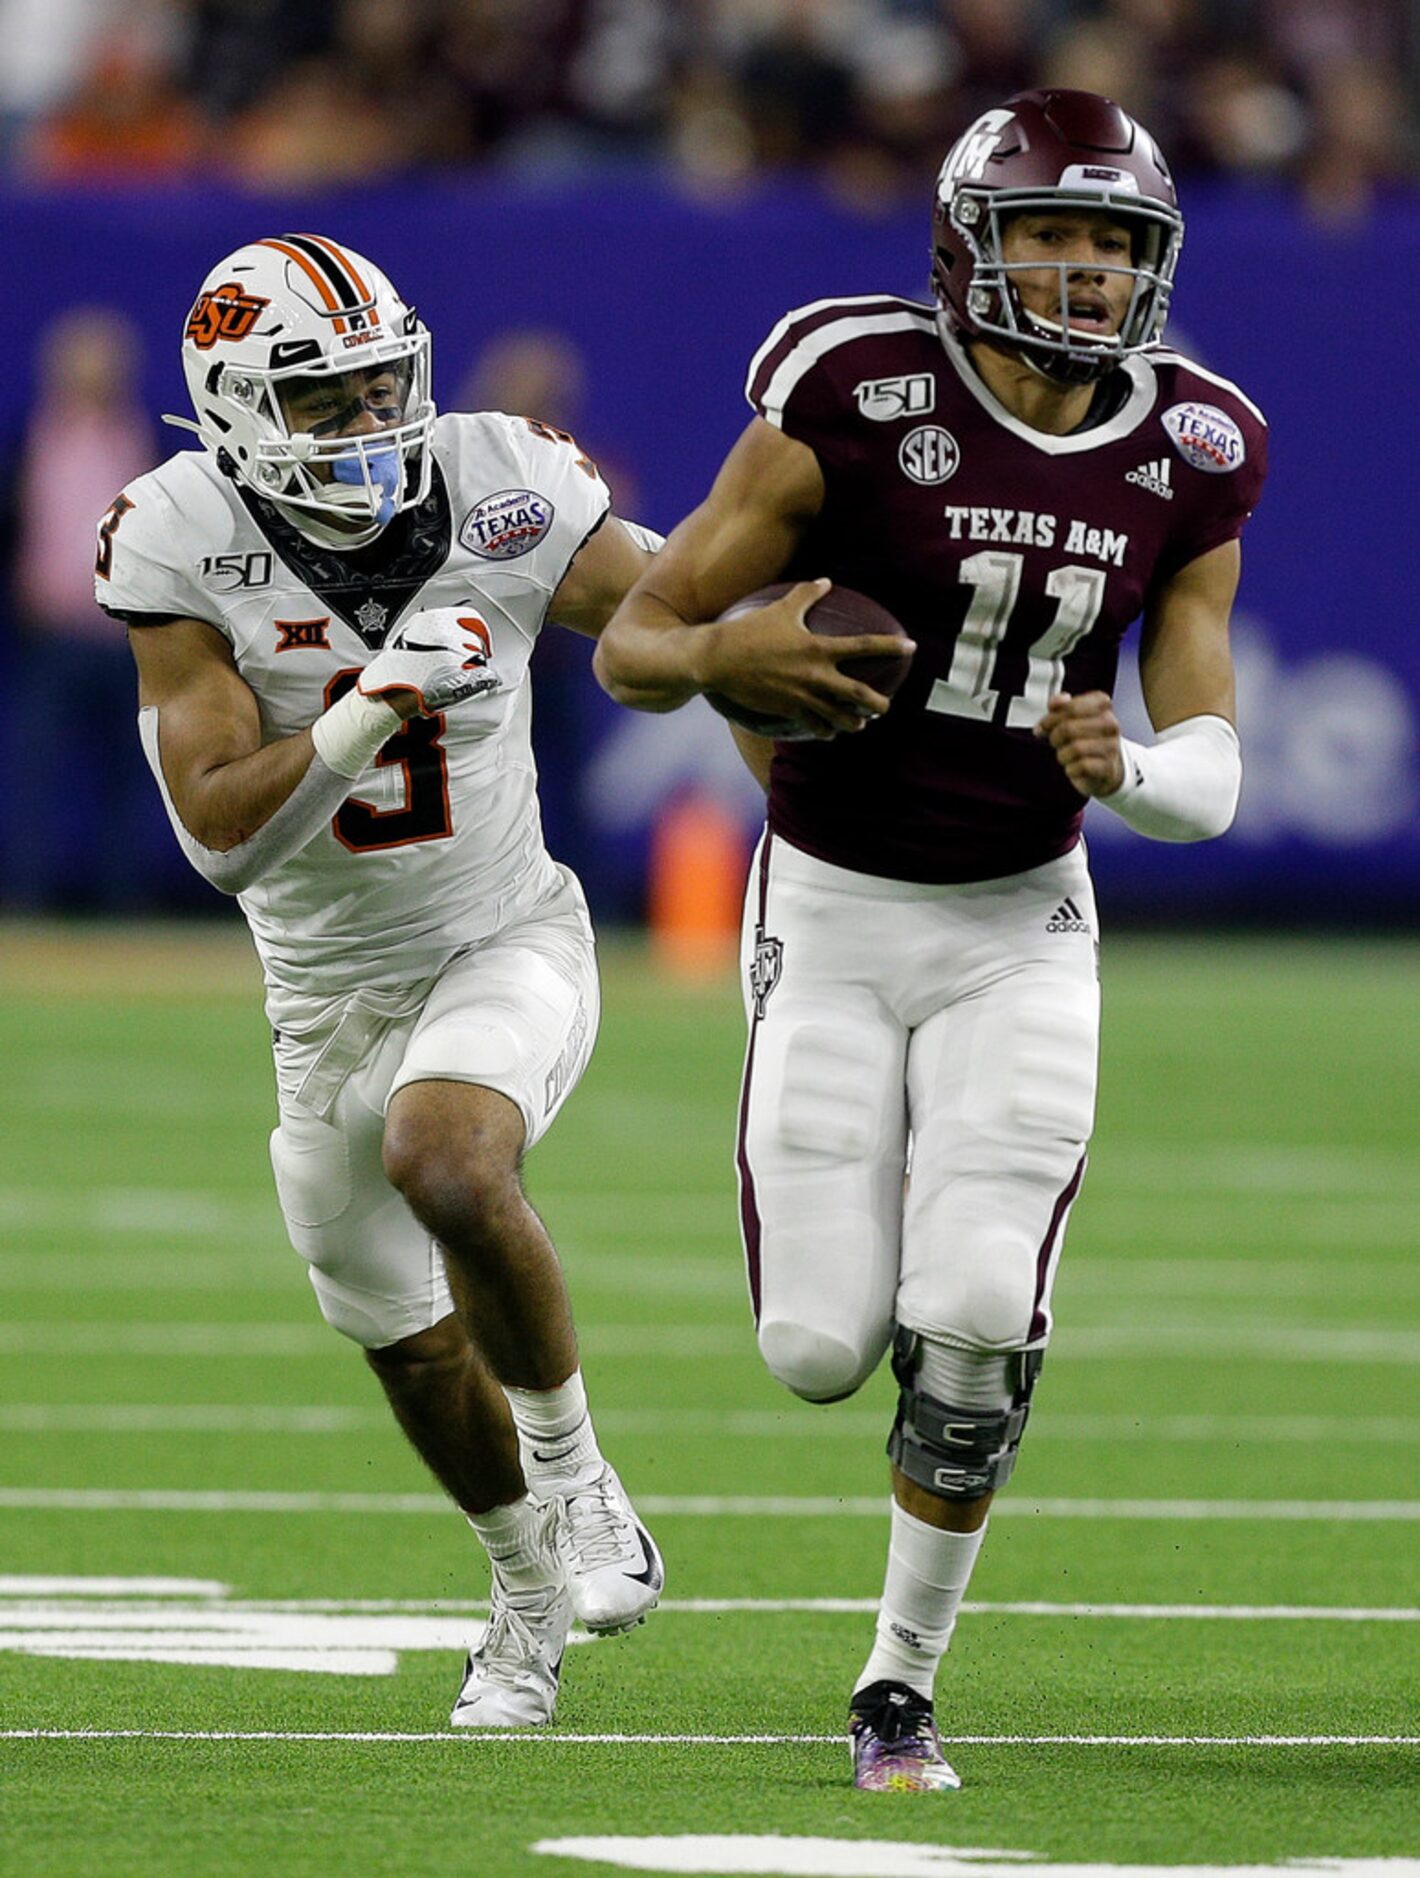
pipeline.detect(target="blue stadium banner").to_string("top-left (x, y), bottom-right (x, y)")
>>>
top-left (2, 179), bottom-right (1413, 920)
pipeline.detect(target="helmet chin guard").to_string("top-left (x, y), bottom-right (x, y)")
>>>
top-left (932, 90), bottom-right (1184, 385)
top-left (168, 234), bottom-right (435, 545)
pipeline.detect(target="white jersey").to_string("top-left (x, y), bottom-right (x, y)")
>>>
top-left (98, 411), bottom-right (610, 1006)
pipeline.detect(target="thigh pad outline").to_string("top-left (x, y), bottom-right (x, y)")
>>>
top-left (763, 1008), bottom-right (902, 1165)
top-left (269, 1108), bottom-right (352, 1231)
top-left (1004, 993), bottom-right (1099, 1147)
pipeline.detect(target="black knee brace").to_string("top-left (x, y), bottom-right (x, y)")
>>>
top-left (886, 1327), bottom-right (1044, 1500)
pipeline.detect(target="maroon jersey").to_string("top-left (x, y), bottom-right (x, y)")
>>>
top-left (745, 295), bottom-right (1267, 883)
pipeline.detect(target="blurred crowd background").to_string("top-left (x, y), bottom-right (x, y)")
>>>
top-left (3, 0), bottom-right (1415, 221)
top-left (0, 0), bottom-right (1416, 928)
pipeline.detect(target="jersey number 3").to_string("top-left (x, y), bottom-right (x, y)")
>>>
top-left (324, 670), bottom-right (453, 852)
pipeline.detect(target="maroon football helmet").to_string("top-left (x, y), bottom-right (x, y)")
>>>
top-left (932, 89), bottom-right (1184, 384)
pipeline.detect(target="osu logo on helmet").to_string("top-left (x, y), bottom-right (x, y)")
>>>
top-left (185, 283), bottom-right (270, 351)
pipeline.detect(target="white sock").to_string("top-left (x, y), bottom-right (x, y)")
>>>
top-left (855, 1502), bottom-right (988, 1702)
top-left (465, 1495), bottom-right (555, 1593)
top-left (504, 1370), bottom-right (603, 1496)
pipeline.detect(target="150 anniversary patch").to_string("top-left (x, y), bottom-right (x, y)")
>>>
top-left (460, 489), bottom-right (554, 560)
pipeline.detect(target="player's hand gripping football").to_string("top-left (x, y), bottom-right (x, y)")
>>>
top-left (1035, 690), bottom-right (1128, 797)
top-left (699, 579), bottom-right (914, 738)
top-left (358, 610), bottom-right (498, 720)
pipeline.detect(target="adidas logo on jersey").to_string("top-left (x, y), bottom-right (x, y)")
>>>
top-left (1046, 898), bottom-right (1091, 935)
top-left (1125, 458), bottom-right (1174, 499)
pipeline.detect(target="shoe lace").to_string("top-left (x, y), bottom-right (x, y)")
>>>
top-left (472, 1604), bottom-right (539, 1688)
top-left (853, 1684), bottom-right (935, 1749)
top-left (474, 1577), bottom-right (564, 1684)
top-left (560, 1475), bottom-right (634, 1571)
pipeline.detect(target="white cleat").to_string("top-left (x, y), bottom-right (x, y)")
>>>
top-left (553, 1462), bottom-right (664, 1636)
top-left (449, 1569), bottom-right (572, 1728)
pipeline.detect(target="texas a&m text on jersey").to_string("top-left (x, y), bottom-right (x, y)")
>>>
top-left (745, 300), bottom-right (1264, 882)
top-left (594, 87), bottom-right (1265, 1795)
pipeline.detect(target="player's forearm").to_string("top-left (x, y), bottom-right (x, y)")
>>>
top-left (139, 716), bottom-right (363, 894)
top-left (593, 593), bottom-right (725, 711)
top-left (153, 667), bottom-right (412, 855)
top-left (168, 727), bottom-right (325, 851)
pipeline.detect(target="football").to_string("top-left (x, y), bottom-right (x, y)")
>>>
top-left (704, 583), bottom-right (915, 740)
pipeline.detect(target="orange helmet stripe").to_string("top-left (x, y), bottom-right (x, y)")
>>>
top-left (256, 236), bottom-right (348, 335)
top-left (300, 233), bottom-right (381, 331)
top-left (302, 234), bottom-right (373, 308)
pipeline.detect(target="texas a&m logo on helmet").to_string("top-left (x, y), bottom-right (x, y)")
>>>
top-left (931, 89), bottom-right (1184, 385)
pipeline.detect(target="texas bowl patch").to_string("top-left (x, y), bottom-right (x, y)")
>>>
top-left (460, 489), bottom-right (554, 560)
top-left (1161, 401), bottom-right (1246, 474)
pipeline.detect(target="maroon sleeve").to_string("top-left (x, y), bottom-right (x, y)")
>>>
top-left (1156, 391), bottom-right (1269, 581)
top-left (744, 298), bottom-right (911, 469)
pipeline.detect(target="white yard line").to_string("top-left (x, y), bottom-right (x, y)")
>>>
top-left (636, 1497), bottom-right (1420, 1520)
top-left (0, 1189), bottom-right (277, 1236)
top-left (2, 1729), bottom-right (1415, 1747)
top-left (0, 1256), bottom-right (290, 1293)
top-left (219, 1598), bottom-right (1420, 1622)
top-left (1060, 1259), bottom-right (1420, 1297)
top-left (961, 1602), bottom-right (1420, 1621)
top-left (4, 1589), bottom-right (1417, 1622)
top-left (0, 1325), bottom-right (336, 1357)
top-left (1058, 1328), bottom-right (1420, 1360)
top-left (1089, 1144), bottom-right (1420, 1196)
top-left (2, 1233), bottom-right (1417, 1301)
top-left (2, 1146), bottom-right (1418, 1228)
top-left (2, 1323), bottom-right (1419, 1362)
top-left (0, 1577), bottom-right (227, 1596)
top-left (2, 1488), bottom-right (1419, 1519)
top-left (0, 1405), bottom-right (381, 1432)
top-left (3, 1405), bottom-right (1417, 1444)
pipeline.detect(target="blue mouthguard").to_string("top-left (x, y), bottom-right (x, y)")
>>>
top-left (331, 446), bottom-right (399, 525)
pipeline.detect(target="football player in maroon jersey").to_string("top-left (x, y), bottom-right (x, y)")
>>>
top-left (595, 88), bottom-right (1265, 1791)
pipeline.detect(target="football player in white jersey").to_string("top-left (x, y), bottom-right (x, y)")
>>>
top-left (96, 234), bottom-right (665, 1727)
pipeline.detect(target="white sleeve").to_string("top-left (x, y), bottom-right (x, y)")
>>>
top-left (95, 477), bottom-right (212, 625)
top-left (1101, 714), bottom-right (1242, 842)
top-left (459, 411), bottom-right (612, 609)
top-left (138, 707), bottom-right (358, 896)
top-left (622, 520), bottom-right (666, 555)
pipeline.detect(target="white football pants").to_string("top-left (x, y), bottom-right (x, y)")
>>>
top-left (268, 866), bottom-right (598, 1348)
top-left (736, 832), bottom-right (1099, 1402)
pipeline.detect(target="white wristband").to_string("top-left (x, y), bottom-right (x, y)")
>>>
top-left (1103, 714), bottom-right (1242, 843)
top-left (310, 686), bottom-right (403, 779)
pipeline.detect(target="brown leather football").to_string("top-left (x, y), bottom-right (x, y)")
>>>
top-left (706, 583), bottom-right (914, 740)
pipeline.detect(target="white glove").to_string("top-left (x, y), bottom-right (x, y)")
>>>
top-left (359, 610), bottom-right (498, 713)
top-left (311, 609), bottom-right (499, 780)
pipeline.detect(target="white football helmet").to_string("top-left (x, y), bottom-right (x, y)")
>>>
top-left (170, 234), bottom-right (434, 544)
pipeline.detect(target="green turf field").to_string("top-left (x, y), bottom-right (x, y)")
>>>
top-left (0, 925), bottom-right (1416, 1877)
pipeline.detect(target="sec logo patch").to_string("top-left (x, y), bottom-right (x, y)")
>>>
top-left (1162, 401), bottom-right (1246, 474)
top-left (460, 489), bottom-right (555, 560)
top-left (899, 425), bottom-right (960, 485)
